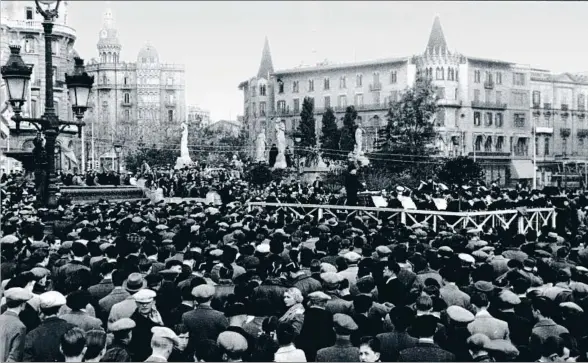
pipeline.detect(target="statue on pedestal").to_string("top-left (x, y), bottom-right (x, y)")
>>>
top-left (353, 124), bottom-right (370, 167)
top-left (175, 122), bottom-right (193, 169)
top-left (273, 119), bottom-right (287, 169)
top-left (255, 132), bottom-right (267, 163)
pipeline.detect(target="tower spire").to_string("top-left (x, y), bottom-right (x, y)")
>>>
top-left (425, 15), bottom-right (448, 54)
top-left (257, 37), bottom-right (274, 79)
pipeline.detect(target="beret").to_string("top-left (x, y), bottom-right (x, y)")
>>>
top-left (4, 287), bottom-right (33, 303)
top-left (333, 313), bottom-right (358, 334)
top-left (39, 291), bottom-right (67, 309)
top-left (320, 263), bottom-right (338, 273)
top-left (344, 252), bottom-right (361, 263)
top-left (446, 305), bottom-right (475, 323)
top-left (458, 253), bottom-right (475, 264)
top-left (376, 246), bottom-right (392, 256)
top-left (133, 289), bottom-right (156, 303)
top-left (151, 326), bottom-right (179, 344)
top-left (109, 318), bottom-right (136, 332)
top-left (61, 241), bottom-right (74, 250)
top-left (321, 272), bottom-right (344, 285)
top-left (75, 239), bottom-right (89, 245)
top-left (217, 331), bottom-right (248, 353)
top-left (576, 266), bottom-right (588, 273)
top-left (308, 291), bottom-right (331, 302)
top-left (474, 281), bottom-right (495, 293)
top-left (218, 222), bottom-right (230, 229)
top-left (192, 284), bottom-right (215, 299)
top-left (499, 290), bottom-right (521, 305)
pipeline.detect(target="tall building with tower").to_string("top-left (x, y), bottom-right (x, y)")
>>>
top-left (239, 16), bottom-right (588, 187)
top-left (84, 3), bottom-right (186, 171)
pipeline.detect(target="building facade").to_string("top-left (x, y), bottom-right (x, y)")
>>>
top-left (187, 105), bottom-right (211, 128)
top-left (84, 6), bottom-right (186, 171)
top-left (239, 17), bottom-right (587, 187)
top-left (0, 1), bottom-right (80, 173)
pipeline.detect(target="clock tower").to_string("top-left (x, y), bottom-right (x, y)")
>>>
top-left (97, 2), bottom-right (121, 63)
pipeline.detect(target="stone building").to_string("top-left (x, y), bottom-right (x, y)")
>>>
top-left (0, 1), bottom-right (80, 173)
top-left (84, 5), bottom-right (186, 171)
top-left (187, 105), bottom-right (211, 128)
top-left (239, 16), bottom-right (588, 187)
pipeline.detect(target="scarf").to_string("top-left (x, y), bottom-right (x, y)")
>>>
top-left (280, 303), bottom-right (304, 323)
top-left (142, 306), bottom-right (164, 326)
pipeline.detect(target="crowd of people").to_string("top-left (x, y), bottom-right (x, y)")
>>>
top-left (2, 160), bottom-right (588, 363)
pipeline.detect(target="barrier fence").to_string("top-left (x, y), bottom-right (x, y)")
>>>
top-left (247, 202), bottom-right (556, 235)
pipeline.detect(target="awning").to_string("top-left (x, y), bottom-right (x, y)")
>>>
top-left (510, 160), bottom-right (534, 179)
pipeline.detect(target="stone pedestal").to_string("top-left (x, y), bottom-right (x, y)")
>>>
top-left (274, 153), bottom-right (287, 169)
top-left (175, 157), bottom-right (193, 170)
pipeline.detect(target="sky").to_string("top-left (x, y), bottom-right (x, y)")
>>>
top-left (66, 1), bottom-right (588, 122)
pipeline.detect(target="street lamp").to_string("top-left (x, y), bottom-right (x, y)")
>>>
top-left (113, 142), bottom-right (122, 174)
top-left (293, 131), bottom-right (303, 174)
top-left (1, 0), bottom-right (93, 212)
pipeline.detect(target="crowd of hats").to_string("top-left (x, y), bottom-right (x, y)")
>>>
top-left (3, 170), bottom-right (588, 362)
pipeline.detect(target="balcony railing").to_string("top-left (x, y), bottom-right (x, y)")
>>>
top-left (561, 104), bottom-right (569, 112)
top-left (544, 103), bottom-right (552, 109)
top-left (369, 83), bottom-right (382, 91)
top-left (437, 99), bottom-right (463, 107)
top-left (165, 101), bottom-right (176, 107)
top-left (560, 128), bottom-right (571, 138)
top-left (484, 80), bottom-right (494, 89)
top-left (96, 83), bottom-right (112, 90)
top-left (121, 101), bottom-right (132, 107)
top-left (3, 19), bottom-right (77, 39)
top-left (471, 100), bottom-right (507, 110)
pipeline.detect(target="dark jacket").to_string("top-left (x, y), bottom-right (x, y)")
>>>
top-left (296, 307), bottom-right (336, 362)
top-left (182, 305), bottom-right (229, 347)
top-left (23, 316), bottom-right (74, 362)
top-left (377, 331), bottom-right (419, 362)
top-left (398, 340), bottom-right (456, 362)
top-left (129, 311), bottom-right (161, 362)
top-left (316, 336), bottom-right (359, 362)
top-left (88, 278), bottom-right (115, 302)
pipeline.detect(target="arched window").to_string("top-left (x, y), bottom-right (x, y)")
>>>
top-left (484, 136), bottom-right (493, 152)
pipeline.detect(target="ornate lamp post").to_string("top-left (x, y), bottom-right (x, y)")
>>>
top-left (113, 142), bottom-right (122, 174)
top-left (1, 0), bottom-right (94, 210)
top-left (293, 131), bottom-right (303, 174)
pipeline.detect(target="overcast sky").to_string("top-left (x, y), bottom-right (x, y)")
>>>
top-left (67, 1), bottom-right (588, 122)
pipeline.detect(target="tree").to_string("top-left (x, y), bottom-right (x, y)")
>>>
top-left (297, 97), bottom-right (316, 153)
top-left (124, 135), bottom-right (180, 173)
top-left (339, 106), bottom-right (358, 156)
top-left (437, 156), bottom-right (484, 186)
top-left (320, 107), bottom-right (339, 152)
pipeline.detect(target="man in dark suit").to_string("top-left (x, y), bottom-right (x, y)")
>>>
top-left (0, 288), bottom-right (33, 362)
top-left (377, 306), bottom-right (419, 362)
top-left (377, 260), bottom-right (408, 307)
top-left (182, 284), bottom-right (229, 348)
top-left (398, 315), bottom-right (455, 362)
top-left (297, 291), bottom-right (336, 362)
top-left (316, 313), bottom-right (360, 362)
top-left (88, 262), bottom-right (115, 302)
top-left (98, 270), bottom-right (131, 324)
top-left (23, 291), bottom-right (75, 362)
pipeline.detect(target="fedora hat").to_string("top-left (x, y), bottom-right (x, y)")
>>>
top-left (123, 273), bottom-right (147, 293)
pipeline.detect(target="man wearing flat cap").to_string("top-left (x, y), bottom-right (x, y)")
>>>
top-left (492, 289), bottom-right (533, 349)
top-left (467, 291), bottom-right (510, 340)
top-left (104, 318), bottom-right (135, 362)
top-left (182, 284), bottom-right (229, 349)
top-left (129, 289), bottom-right (164, 361)
top-left (399, 314), bottom-right (455, 362)
top-left (316, 313), bottom-right (360, 362)
top-left (217, 331), bottom-right (248, 362)
top-left (297, 291), bottom-right (336, 362)
top-left (23, 291), bottom-right (75, 362)
top-left (145, 327), bottom-right (180, 362)
top-left (0, 288), bottom-right (33, 362)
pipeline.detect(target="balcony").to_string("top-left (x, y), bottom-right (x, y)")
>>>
top-left (164, 84), bottom-right (176, 90)
top-left (165, 101), bottom-right (176, 108)
top-left (121, 101), bottom-right (132, 107)
top-left (467, 151), bottom-right (511, 159)
top-left (484, 80), bottom-right (495, 89)
top-left (369, 83), bottom-right (382, 91)
top-left (3, 19), bottom-right (77, 39)
top-left (31, 79), bottom-right (41, 89)
top-left (578, 129), bottom-right (588, 138)
top-left (121, 83), bottom-right (133, 90)
top-left (471, 100), bottom-right (507, 110)
top-left (535, 120), bottom-right (553, 134)
top-left (560, 128), bottom-right (571, 138)
top-left (437, 99), bottom-right (463, 108)
top-left (96, 83), bottom-right (112, 90)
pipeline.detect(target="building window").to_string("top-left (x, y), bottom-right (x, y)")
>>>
top-left (513, 73), bottom-right (525, 86)
top-left (52, 40), bottom-right (59, 55)
top-left (475, 135), bottom-right (483, 151)
top-left (356, 74), bottom-right (362, 88)
top-left (355, 94), bottom-right (364, 107)
top-left (474, 89), bottom-right (480, 102)
top-left (252, 87), bottom-right (256, 97)
top-left (124, 93), bottom-right (130, 103)
top-left (124, 76), bottom-right (129, 85)
top-left (277, 100), bottom-right (286, 114)
top-left (496, 136), bottom-right (504, 151)
top-left (484, 136), bottom-right (493, 152)
top-left (340, 76), bottom-right (346, 89)
top-left (293, 99), bottom-right (300, 113)
top-left (496, 91), bottom-right (502, 105)
top-left (252, 102), bottom-right (256, 117)
top-left (324, 78), bottom-right (330, 90)
top-left (485, 89), bottom-right (491, 103)
top-left (259, 102), bottom-right (266, 116)
top-left (436, 87), bottom-right (445, 100)
top-left (125, 109), bottom-right (130, 120)
top-left (338, 95), bottom-right (347, 108)
top-left (390, 71), bottom-right (397, 84)
top-left (447, 68), bottom-right (454, 81)
top-left (24, 37), bottom-right (34, 53)
top-left (578, 94), bottom-right (585, 111)
top-left (54, 100), bottom-right (59, 116)
top-left (485, 71), bottom-right (493, 84)
top-left (324, 96), bottom-right (330, 108)
top-left (532, 91), bottom-right (541, 107)
top-left (30, 99), bottom-right (37, 118)
top-left (562, 138), bottom-right (568, 154)
top-left (474, 112), bottom-right (481, 126)
top-left (168, 110), bottom-right (174, 122)
top-left (513, 92), bottom-right (526, 106)
top-left (515, 138), bottom-right (528, 156)
top-left (260, 85), bottom-right (266, 96)
top-left (390, 90), bottom-right (398, 103)
top-left (308, 79), bottom-right (314, 92)
top-left (52, 66), bottom-right (57, 85)
top-left (436, 67), bottom-right (444, 80)
top-left (26, 7), bottom-right (34, 19)
top-left (544, 136), bottom-right (550, 155)
top-left (436, 110), bottom-right (445, 126)
top-left (484, 112), bottom-right (493, 126)
top-left (307, 97), bottom-right (314, 106)
top-left (293, 81), bottom-right (299, 93)
top-left (373, 91), bottom-right (380, 105)
top-left (496, 113), bottom-right (503, 127)
top-left (474, 70), bottom-right (481, 83)
top-left (373, 72), bottom-right (380, 85)
top-left (514, 113), bottom-right (525, 127)
top-left (278, 80), bottom-right (284, 94)
top-left (496, 72), bottom-right (502, 85)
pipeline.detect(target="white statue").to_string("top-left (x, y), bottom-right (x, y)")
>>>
top-left (274, 119), bottom-right (287, 169)
top-left (255, 132), bottom-right (267, 162)
top-left (354, 125), bottom-right (364, 155)
top-left (174, 121), bottom-right (193, 169)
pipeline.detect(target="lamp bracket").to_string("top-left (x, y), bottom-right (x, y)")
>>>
top-left (35, 0), bottom-right (61, 21)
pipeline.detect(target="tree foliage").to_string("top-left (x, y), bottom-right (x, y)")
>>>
top-left (320, 107), bottom-right (340, 152)
top-left (339, 106), bottom-right (358, 156)
top-left (297, 97), bottom-right (317, 153)
top-left (124, 137), bottom-right (180, 173)
top-left (437, 156), bottom-right (484, 186)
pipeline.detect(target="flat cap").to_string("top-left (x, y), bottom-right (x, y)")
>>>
top-left (333, 313), bottom-right (358, 334)
top-left (446, 305), bottom-right (475, 323)
top-left (472, 250), bottom-right (490, 261)
top-left (438, 246), bottom-right (453, 256)
top-left (308, 291), bottom-right (331, 302)
top-left (474, 281), bottom-right (495, 293)
top-left (217, 331), bottom-right (248, 353)
top-left (210, 249), bottom-right (224, 257)
top-left (376, 246), bottom-right (392, 256)
top-left (0, 235), bottom-right (19, 244)
top-left (151, 326), bottom-right (179, 344)
top-left (256, 244), bottom-right (270, 254)
top-left (320, 263), bottom-right (338, 273)
top-left (560, 302), bottom-right (583, 313)
top-left (109, 318), bottom-right (136, 332)
top-left (485, 339), bottom-right (519, 356)
top-left (321, 272), bottom-right (344, 285)
top-left (39, 291), bottom-right (67, 309)
top-left (344, 251), bottom-right (361, 263)
top-left (4, 287), bottom-right (33, 303)
top-left (192, 284), bottom-right (215, 299)
top-left (133, 289), bottom-right (156, 303)
top-left (131, 216), bottom-right (144, 224)
top-left (30, 267), bottom-right (50, 279)
top-left (467, 333), bottom-right (492, 349)
top-left (498, 290), bottom-right (521, 306)
top-left (458, 253), bottom-right (475, 264)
